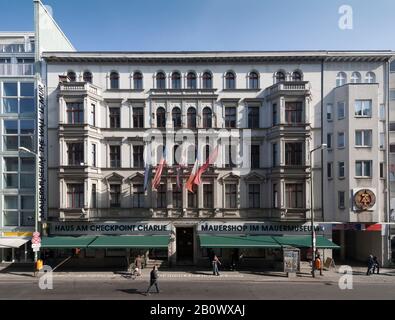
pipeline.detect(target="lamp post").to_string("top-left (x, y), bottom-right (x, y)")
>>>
top-left (19, 147), bottom-right (39, 263)
top-left (310, 143), bottom-right (327, 278)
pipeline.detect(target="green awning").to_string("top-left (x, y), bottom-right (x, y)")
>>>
top-left (274, 235), bottom-right (340, 249)
top-left (199, 235), bottom-right (282, 248)
top-left (88, 236), bottom-right (169, 248)
top-left (41, 236), bottom-right (97, 248)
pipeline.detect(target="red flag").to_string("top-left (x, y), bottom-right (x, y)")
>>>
top-left (193, 145), bottom-right (219, 186)
top-left (152, 150), bottom-right (166, 190)
top-left (186, 159), bottom-right (199, 193)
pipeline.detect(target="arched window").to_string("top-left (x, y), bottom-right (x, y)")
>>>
top-left (249, 71), bottom-right (259, 89)
top-left (202, 72), bottom-right (212, 89)
top-left (202, 107), bottom-right (212, 128)
top-left (110, 71), bottom-right (119, 89)
top-left (156, 72), bottom-right (166, 89)
top-left (187, 107), bottom-right (196, 128)
top-left (187, 72), bottom-right (197, 89)
top-left (292, 71), bottom-right (302, 81)
top-left (171, 72), bottom-right (181, 89)
top-left (225, 71), bottom-right (235, 89)
top-left (187, 144), bottom-right (196, 165)
top-left (365, 72), bottom-right (376, 83)
top-left (172, 107), bottom-right (181, 128)
top-left (83, 71), bottom-right (92, 83)
top-left (336, 72), bottom-right (347, 87)
top-left (275, 71), bottom-right (285, 83)
top-left (173, 145), bottom-right (180, 165)
top-left (350, 72), bottom-right (361, 84)
top-left (133, 72), bottom-right (143, 89)
top-left (156, 107), bottom-right (166, 128)
top-left (67, 71), bottom-right (76, 82)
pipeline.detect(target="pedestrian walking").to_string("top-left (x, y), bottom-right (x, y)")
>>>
top-left (145, 265), bottom-right (160, 295)
top-left (134, 255), bottom-right (143, 276)
top-left (366, 254), bottom-right (374, 275)
top-left (208, 249), bottom-right (215, 268)
top-left (314, 254), bottom-right (323, 276)
top-left (212, 254), bottom-right (221, 276)
top-left (373, 256), bottom-right (380, 274)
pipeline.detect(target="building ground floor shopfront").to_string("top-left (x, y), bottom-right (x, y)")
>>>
top-left (0, 231), bottom-right (34, 263)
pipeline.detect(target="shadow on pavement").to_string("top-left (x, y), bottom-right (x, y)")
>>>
top-left (116, 288), bottom-right (141, 295)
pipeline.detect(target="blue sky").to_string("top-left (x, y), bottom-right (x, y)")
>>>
top-left (1, 0), bottom-right (394, 51)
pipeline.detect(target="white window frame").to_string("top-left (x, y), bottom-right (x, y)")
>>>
top-left (355, 130), bottom-right (372, 147)
top-left (337, 132), bottom-right (345, 149)
top-left (355, 160), bottom-right (372, 178)
top-left (354, 100), bottom-right (372, 118)
top-left (326, 103), bottom-right (333, 121)
top-left (337, 102), bottom-right (345, 119)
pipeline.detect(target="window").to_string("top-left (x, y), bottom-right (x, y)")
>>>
top-left (338, 162), bottom-right (345, 178)
top-left (285, 102), bottom-right (303, 124)
top-left (187, 72), bottom-right (197, 89)
top-left (275, 71), bottom-right (285, 83)
top-left (3, 120), bottom-right (18, 151)
top-left (156, 72), bottom-right (166, 89)
top-left (187, 145), bottom-right (196, 165)
top-left (355, 100), bottom-right (372, 117)
top-left (91, 184), bottom-right (97, 208)
top-left (272, 143), bottom-right (278, 166)
top-left (188, 189), bottom-right (197, 208)
top-left (133, 72), bottom-right (143, 89)
top-left (251, 145), bottom-right (260, 169)
top-left (285, 142), bottom-right (303, 165)
top-left (249, 72), bottom-right (259, 89)
top-left (225, 107), bottom-right (236, 128)
top-left (3, 120), bottom-right (35, 152)
top-left (66, 102), bottom-right (84, 124)
top-left (20, 82), bottom-right (34, 96)
top-left (172, 107), bottom-right (181, 128)
top-left (3, 157), bottom-right (18, 188)
top-left (326, 104), bottom-right (333, 121)
top-left (380, 163), bottom-right (384, 178)
top-left (379, 104), bottom-right (385, 119)
top-left (110, 145), bottom-right (121, 168)
top-left (355, 160), bottom-right (371, 177)
top-left (390, 123), bottom-right (395, 132)
top-left (272, 103), bottom-right (277, 126)
top-left (187, 107), bottom-right (196, 128)
top-left (83, 71), bottom-right (92, 83)
top-left (391, 61), bottom-right (395, 72)
top-left (225, 184), bottom-right (237, 208)
top-left (133, 107), bottom-right (144, 128)
top-left (171, 72), bottom-right (181, 89)
top-left (172, 184), bottom-right (182, 208)
top-left (132, 184), bottom-right (145, 208)
top-left (292, 71), bottom-right (302, 81)
top-left (225, 144), bottom-right (236, 168)
top-left (355, 130), bottom-right (372, 147)
top-left (110, 185), bottom-right (121, 207)
top-left (67, 184), bottom-right (84, 208)
top-left (110, 72), bottom-right (119, 89)
top-left (157, 184), bottom-right (167, 208)
top-left (327, 133), bottom-right (332, 149)
top-left (202, 107), bottom-right (212, 128)
top-left (89, 143), bottom-right (96, 167)
top-left (338, 132), bottom-right (345, 148)
top-left (3, 196), bottom-right (18, 226)
top-left (133, 145), bottom-right (144, 168)
top-left (327, 162), bottom-right (333, 179)
top-left (156, 107), bottom-right (166, 128)
top-left (203, 184), bottom-right (213, 208)
top-left (390, 144), bottom-right (395, 153)
top-left (90, 104), bottom-right (96, 126)
top-left (225, 71), bottom-right (235, 89)
top-left (285, 184), bottom-right (304, 208)
top-left (272, 184), bottom-right (278, 208)
top-left (202, 72), bottom-right (212, 89)
top-left (351, 72), bottom-right (361, 83)
top-left (67, 143), bottom-right (84, 165)
top-left (248, 106), bottom-right (259, 128)
top-left (20, 158), bottom-right (34, 189)
top-left (109, 107), bottom-right (120, 128)
top-left (365, 72), bottom-right (376, 83)
top-left (67, 71), bottom-right (76, 82)
top-left (390, 90), bottom-right (395, 101)
top-left (338, 191), bottom-right (345, 209)
top-left (380, 133), bottom-right (385, 149)
top-left (249, 184), bottom-right (260, 208)
top-left (21, 195), bottom-right (34, 226)
top-left (336, 72), bottom-right (346, 86)
top-left (337, 102), bottom-right (345, 119)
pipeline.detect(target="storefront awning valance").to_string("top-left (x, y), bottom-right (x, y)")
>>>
top-left (87, 236), bottom-right (169, 248)
top-left (273, 235), bottom-right (340, 249)
top-left (199, 235), bottom-right (282, 248)
top-left (0, 237), bottom-right (29, 248)
top-left (41, 236), bottom-right (97, 248)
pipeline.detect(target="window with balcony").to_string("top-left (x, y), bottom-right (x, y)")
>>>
top-left (285, 142), bottom-right (303, 165)
top-left (285, 183), bottom-right (304, 209)
top-left (109, 107), bottom-right (120, 128)
top-left (225, 184), bottom-right (237, 209)
top-left (67, 71), bottom-right (76, 82)
top-left (187, 107), bottom-right (196, 128)
top-left (355, 100), bottom-right (372, 117)
top-left (225, 71), bottom-right (235, 89)
top-left (67, 143), bottom-right (84, 165)
top-left (67, 184), bottom-right (84, 208)
top-left (66, 102), bottom-right (84, 124)
top-left (355, 130), bottom-right (372, 147)
top-left (172, 184), bottom-right (182, 208)
top-left (203, 184), bottom-right (213, 208)
top-left (132, 184), bottom-right (145, 208)
top-left (83, 71), bottom-right (92, 83)
top-left (251, 145), bottom-right (260, 169)
top-left (275, 71), bottom-right (285, 83)
top-left (225, 107), bottom-right (236, 128)
top-left (110, 145), bottom-right (121, 168)
top-left (156, 107), bottom-right (166, 128)
top-left (133, 145), bottom-right (144, 168)
top-left (285, 102), bottom-right (303, 124)
top-left (133, 72), bottom-right (143, 89)
top-left (172, 107), bottom-right (182, 128)
top-left (249, 184), bottom-right (260, 208)
top-left (133, 107), bottom-right (144, 128)
top-left (355, 160), bottom-right (372, 177)
top-left (110, 71), bottom-right (119, 89)
top-left (202, 72), bottom-right (212, 89)
top-left (248, 106), bottom-right (259, 128)
top-left (187, 72), bottom-right (197, 89)
top-left (171, 72), bottom-right (181, 89)
top-left (338, 162), bottom-right (345, 178)
top-left (351, 72), bottom-right (361, 83)
top-left (156, 72), bottom-right (166, 89)
top-left (365, 72), bottom-right (376, 83)
top-left (110, 184), bottom-right (121, 207)
top-left (157, 184), bottom-right (167, 208)
top-left (336, 72), bottom-right (347, 86)
top-left (202, 107), bottom-right (212, 128)
top-left (249, 72), bottom-right (259, 89)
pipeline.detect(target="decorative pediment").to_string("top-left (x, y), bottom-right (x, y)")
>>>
top-left (127, 172), bottom-right (144, 182)
top-left (104, 172), bottom-right (124, 183)
top-left (243, 172), bottom-right (265, 182)
top-left (218, 172), bottom-right (240, 183)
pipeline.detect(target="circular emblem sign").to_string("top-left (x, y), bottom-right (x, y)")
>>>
top-left (354, 189), bottom-right (376, 210)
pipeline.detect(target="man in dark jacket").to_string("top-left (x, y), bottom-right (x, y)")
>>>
top-left (366, 255), bottom-right (374, 275)
top-left (373, 256), bottom-right (380, 274)
top-left (145, 265), bottom-right (160, 295)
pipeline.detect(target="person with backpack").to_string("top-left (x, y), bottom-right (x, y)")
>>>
top-left (314, 253), bottom-right (323, 276)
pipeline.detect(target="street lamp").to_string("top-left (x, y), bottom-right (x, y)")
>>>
top-left (19, 147), bottom-right (39, 263)
top-left (310, 143), bottom-right (327, 278)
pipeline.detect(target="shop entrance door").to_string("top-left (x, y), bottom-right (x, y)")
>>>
top-left (176, 227), bottom-right (194, 264)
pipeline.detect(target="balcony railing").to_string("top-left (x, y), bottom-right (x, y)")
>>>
top-left (266, 81), bottom-right (310, 97)
top-left (0, 63), bottom-right (34, 76)
top-left (0, 43), bottom-right (33, 53)
top-left (59, 82), bottom-right (101, 96)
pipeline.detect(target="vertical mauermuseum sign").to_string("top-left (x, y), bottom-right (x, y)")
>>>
top-left (37, 81), bottom-right (46, 220)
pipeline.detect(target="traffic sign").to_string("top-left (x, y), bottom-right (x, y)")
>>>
top-left (32, 243), bottom-right (41, 248)
top-left (32, 247), bottom-right (40, 252)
